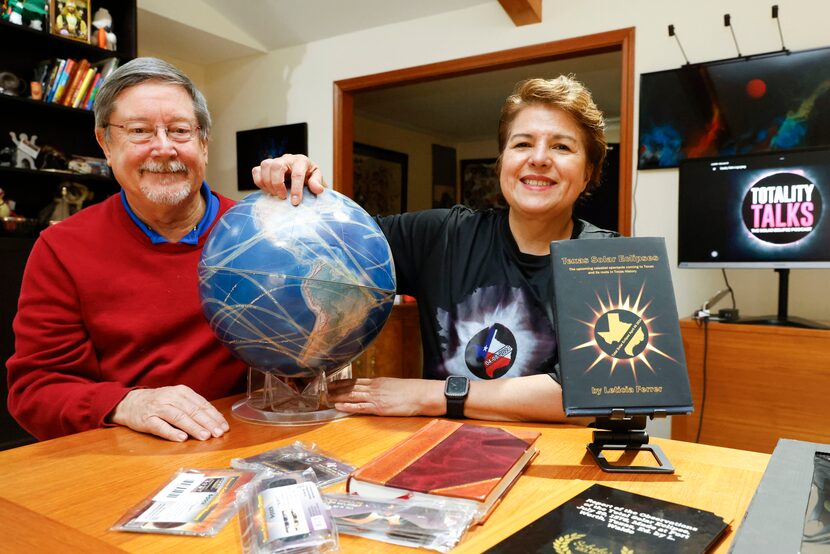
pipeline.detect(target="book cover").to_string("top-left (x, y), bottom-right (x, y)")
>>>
top-left (486, 484), bottom-right (729, 554)
top-left (71, 67), bottom-right (96, 108)
top-left (83, 72), bottom-right (103, 110)
top-left (61, 58), bottom-right (89, 106)
top-left (44, 58), bottom-right (66, 102)
top-left (550, 237), bottom-right (693, 417)
top-left (50, 58), bottom-right (76, 104)
top-left (94, 56), bottom-right (120, 82)
top-left (347, 419), bottom-right (539, 522)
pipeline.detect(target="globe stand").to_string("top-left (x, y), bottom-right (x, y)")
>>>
top-left (232, 365), bottom-right (352, 426)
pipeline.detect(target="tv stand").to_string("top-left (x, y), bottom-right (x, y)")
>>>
top-left (734, 268), bottom-right (829, 330)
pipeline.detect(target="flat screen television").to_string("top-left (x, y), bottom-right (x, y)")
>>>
top-left (638, 46), bottom-right (830, 169)
top-left (678, 147), bottom-right (830, 328)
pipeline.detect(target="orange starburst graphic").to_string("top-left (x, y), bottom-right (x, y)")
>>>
top-left (570, 277), bottom-right (678, 385)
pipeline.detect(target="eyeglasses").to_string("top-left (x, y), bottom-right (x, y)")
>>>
top-left (105, 122), bottom-right (202, 144)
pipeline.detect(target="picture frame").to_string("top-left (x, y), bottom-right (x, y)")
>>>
top-left (236, 123), bottom-right (308, 191)
top-left (50, 0), bottom-right (91, 43)
top-left (353, 142), bottom-right (407, 216)
top-left (460, 158), bottom-right (504, 210)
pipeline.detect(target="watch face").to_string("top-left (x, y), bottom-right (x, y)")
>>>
top-left (445, 376), bottom-right (469, 396)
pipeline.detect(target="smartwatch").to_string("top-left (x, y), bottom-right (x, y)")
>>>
top-left (444, 376), bottom-right (469, 419)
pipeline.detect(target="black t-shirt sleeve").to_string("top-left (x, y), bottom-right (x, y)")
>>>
top-left (375, 209), bottom-right (453, 296)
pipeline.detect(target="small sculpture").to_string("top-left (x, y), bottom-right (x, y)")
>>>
top-left (8, 132), bottom-right (40, 169)
top-left (48, 182), bottom-right (92, 224)
top-left (3, 0), bottom-right (47, 30)
top-left (91, 7), bottom-right (116, 51)
top-left (0, 188), bottom-right (15, 218)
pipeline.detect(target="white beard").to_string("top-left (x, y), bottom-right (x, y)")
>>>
top-left (139, 160), bottom-right (193, 206)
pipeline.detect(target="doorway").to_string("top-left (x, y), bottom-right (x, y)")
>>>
top-left (333, 27), bottom-right (635, 235)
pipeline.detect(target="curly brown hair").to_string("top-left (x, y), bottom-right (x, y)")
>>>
top-left (497, 76), bottom-right (607, 193)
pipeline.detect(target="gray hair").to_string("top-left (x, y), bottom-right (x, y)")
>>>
top-left (93, 57), bottom-right (211, 142)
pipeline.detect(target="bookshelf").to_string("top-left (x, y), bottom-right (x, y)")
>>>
top-left (0, 0), bottom-right (137, 450)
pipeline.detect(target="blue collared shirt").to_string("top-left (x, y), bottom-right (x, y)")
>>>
top-left (121, 181), bottom-right (219, 245)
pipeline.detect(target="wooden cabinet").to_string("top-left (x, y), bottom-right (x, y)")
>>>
top-left (672, 319), bottom-right (830, 453)
top-left (0, 1), bottom-right (137, 451)
top-left (351, 303), bottom-right (422, 379)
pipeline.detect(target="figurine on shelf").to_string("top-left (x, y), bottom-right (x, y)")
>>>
top-left (8, 131), bottom-right (40, 169)
top-left (91, 7), bottom-right (116, 51)
top-left (49, 185), bottom-right (72, 224)
top-left (45, 182), bottom-right (92, 224)
top-left (0, 71), bottom-right (26, 96)
top-left (3, 0), bottom-right (47, 30)
top-left (0, 187), bottom-right (16, 218)
top-left (53, 0), bottom-right (88, 41)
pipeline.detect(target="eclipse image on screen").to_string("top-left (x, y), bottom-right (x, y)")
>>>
top-left (678, 147), bottom-right (830, 268)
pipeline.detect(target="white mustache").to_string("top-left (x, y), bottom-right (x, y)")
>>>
top-left (139, 160), bottom-right (188, 174)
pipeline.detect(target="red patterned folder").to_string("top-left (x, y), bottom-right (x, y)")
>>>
top-left (346, 419), bottom-right (539, 523)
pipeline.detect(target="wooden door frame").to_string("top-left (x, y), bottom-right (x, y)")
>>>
top-left (333, 27), bottom-right (635, 235)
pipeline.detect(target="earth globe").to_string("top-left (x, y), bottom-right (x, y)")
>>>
top-left (198, 189), bottom-right (396, 425)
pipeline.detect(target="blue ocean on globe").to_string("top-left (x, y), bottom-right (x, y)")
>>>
top-left (199, 190), bottom-right (396, 377)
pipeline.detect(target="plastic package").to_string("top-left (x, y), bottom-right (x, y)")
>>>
top-left (231, 441), bottom-right (354, 487)
top-left (237, 469), bottom-right (338, 554)
top-left (324, 493), bottom-right (477, 553)
top-left (111, 468), bottom-right (256, 536)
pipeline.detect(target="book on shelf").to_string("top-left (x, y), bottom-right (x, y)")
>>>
top-left (94, 57), bottom-right (120, 82)
top-left (346, 419), bottom-right (539, 524)
top-left (50, 58), bottom-right (76, 104)
top-left (71, 67), bottom-right (96, 108)
top-left (61, 58), bottom-right (90, 106)
top-left (80, 71), bottom-right (102, 109)
top-left (485, 484), bottom-right (730, 554)
top-left (44, 58), bottom-right (66, 102)
top-left (549, 236), bottom-right (693, 417)
top-left (32, 57), bottom-right (120, 110)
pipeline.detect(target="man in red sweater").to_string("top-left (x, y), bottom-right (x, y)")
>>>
top-left (7, 58), bottom-right (323, 442)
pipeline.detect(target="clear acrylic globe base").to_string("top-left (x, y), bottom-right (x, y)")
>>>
top-left (232, 365), bottom-right (352, 426)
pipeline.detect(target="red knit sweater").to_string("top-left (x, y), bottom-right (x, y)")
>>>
top-left (7, 193), bottom-right (248, 440)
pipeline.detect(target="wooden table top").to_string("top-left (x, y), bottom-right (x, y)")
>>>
top-left (0, 395), bottom-right (770, 553)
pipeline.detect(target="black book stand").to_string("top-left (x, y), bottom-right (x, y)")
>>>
top-left (587, 411), bottom-right (674, 474)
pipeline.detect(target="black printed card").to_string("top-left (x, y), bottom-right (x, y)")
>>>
top-left (486, 484), bottom-right (729, 554)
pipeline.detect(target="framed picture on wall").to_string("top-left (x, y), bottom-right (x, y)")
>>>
top-left (50, 0), bottom-right (91, 43)
top-left (236, 123), bottom-right (308, 191)
top-left (353, 142), bottom-right (407, 216)
top-left (460, 158), bottom-right (504, 210)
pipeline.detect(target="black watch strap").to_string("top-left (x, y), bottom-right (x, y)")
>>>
top-left (444, 376), bottom-right (469, 419)
top-left (446, 395), bottom-right (466, 419)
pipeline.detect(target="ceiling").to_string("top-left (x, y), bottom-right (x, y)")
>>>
top-left (136, 1), bottom-right (621, 143)
top-left (137, 0), bottom-right (495, 65)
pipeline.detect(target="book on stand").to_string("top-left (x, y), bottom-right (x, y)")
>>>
top-left (485, 484), bottom-right (730, 554)
top-left (346, 419), bottom-right (539, 523)
top-left (550, 236), bottom-right (693, 417)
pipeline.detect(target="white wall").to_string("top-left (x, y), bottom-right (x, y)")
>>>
top-left (195, 0), bottom-right (830, 437)
top-left (202, 0), bottom-right (830, 323)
